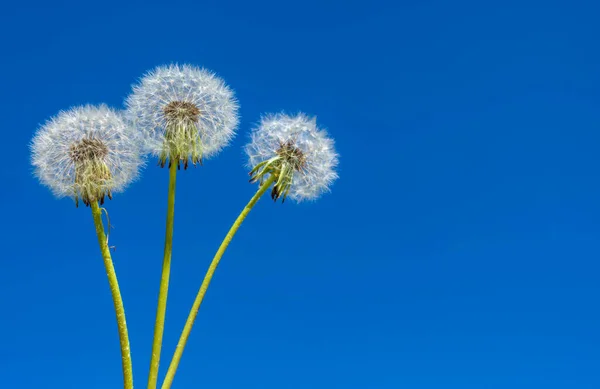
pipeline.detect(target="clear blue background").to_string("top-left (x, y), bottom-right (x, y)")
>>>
top-left (1, 0), bottom-right (599, 388)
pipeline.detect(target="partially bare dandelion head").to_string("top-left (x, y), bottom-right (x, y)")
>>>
top-left (125, 64), bottom-right (239, 169)
top-left (31, 105), bottom-right (142, 207)
top-left (246, 113), bottom-right (339, 202)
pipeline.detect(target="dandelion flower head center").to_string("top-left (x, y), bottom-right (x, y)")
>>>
top-left (163, 100), bottom-right (201, 124)
top-left (69, 137), bottom-right (109, 162)
top-left (276, 140), bottom-right (306, 172)
top-left (159, 100), bottom-right (203, 169)
top-left (249, 139), bottom-right (307, 202)
top-left (68, 137), bottom-right (113, 207)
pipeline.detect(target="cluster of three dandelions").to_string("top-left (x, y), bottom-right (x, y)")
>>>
top-left (32, 65), bottom-right (339, 205)
top-left (30, 64), bottom-right (339, 388)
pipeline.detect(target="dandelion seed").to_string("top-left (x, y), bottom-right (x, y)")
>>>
top-left (125, 64), bottom-right (239, 169)
top-left (31, 105), bottom-right (142, 207)
top-left (246, 113), bottom-right (339, 202)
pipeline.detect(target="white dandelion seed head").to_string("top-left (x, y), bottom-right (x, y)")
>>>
top-left (245, 113), bottom-right (339, 202)
top-left (125, 64), bottom-right (239, 167)
top-left (31, 105), bottom-right (142, 206)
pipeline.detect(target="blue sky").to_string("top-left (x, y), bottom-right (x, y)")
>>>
top-left (1, 0), bottom-right (599, 388)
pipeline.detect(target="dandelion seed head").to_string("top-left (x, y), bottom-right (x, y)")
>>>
top-left (125, 64), bottom-right (239, 168)
top-left (246, 113), bottom-right (339, 202)
top-left (31, 105), bottom-right (142, 206)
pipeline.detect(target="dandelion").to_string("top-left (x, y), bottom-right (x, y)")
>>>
top-left (125, 64), bottom-right (239, 169)
top-left (30, 104), bottom-right (138, 389)
top-left (125, 64), bottom-right (239, 389)
top-left (160, 113), bottom-right (339, 389)
top-left (246, 113), bottom-right (339, 202)
top-left (31, 105), bottom-right (141, 207)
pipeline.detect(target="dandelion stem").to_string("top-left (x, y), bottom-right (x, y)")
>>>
top-left (148, 160), bottom-right (178, 389)
top-left (160, 174), bottom-right (277, 389)
top-left (90, 201), bottom-right (134, 389)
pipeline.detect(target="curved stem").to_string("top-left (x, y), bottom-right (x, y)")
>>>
top-left (161, 174), bottom-right (277, 389)
top-left (90, 201), bottom-right (134, 389)
top-left (148, 160), bottom-right (178, 389)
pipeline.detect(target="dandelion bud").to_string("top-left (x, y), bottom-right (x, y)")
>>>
top-left (246, 113), bottom-right (339, 202)
top-left (31, 105), bottom-right (142, 207)
top-left (125, 64), bottom-right (239, 169)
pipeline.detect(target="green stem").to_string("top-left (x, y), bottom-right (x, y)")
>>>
top-left (161, 174), bottom-right (277, 389)
top-left (148, 160), bottom-right (178, 389)
top-left (90, 201), bottom-right (134, 389)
